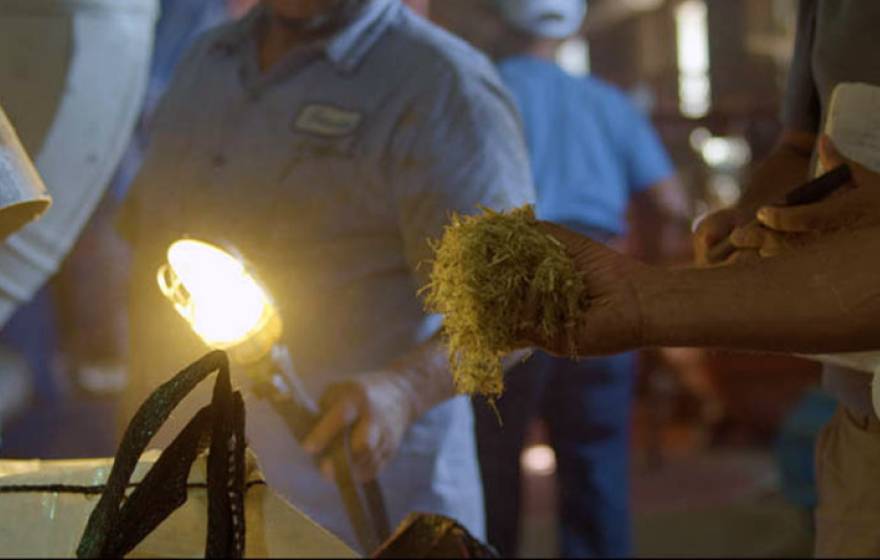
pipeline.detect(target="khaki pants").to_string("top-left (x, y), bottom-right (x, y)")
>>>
top-left (815, 406), bottom-right (880, 557)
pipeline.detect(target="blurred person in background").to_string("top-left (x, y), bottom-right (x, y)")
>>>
top-left (435, 0), bottom-right (689, 557)
top-left (118, 0), bottom-right (533, 551)
top-left (691, 1), bottom-right (880, 556)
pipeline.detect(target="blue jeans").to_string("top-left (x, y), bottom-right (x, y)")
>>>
top-left (474, 351), bottom-right (636, 558)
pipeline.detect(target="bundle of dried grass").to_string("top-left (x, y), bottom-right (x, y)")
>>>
top-left (424, 206), bottom-right (587, 398)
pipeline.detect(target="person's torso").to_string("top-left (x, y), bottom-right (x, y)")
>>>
top-left (124, 3), bottom-right (509, 547)
top-left (498, 56), bottom-right (638, 238)
top-left (130, 2), bottom-right (507, 387)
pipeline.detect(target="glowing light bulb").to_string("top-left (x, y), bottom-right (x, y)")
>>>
top-left (521, 444), bottom-right (557, 476)
top-left (158, 239), bottom-right (281, 363)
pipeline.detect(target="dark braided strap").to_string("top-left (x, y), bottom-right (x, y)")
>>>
top-left (76, 350), bottom-right (247, 558)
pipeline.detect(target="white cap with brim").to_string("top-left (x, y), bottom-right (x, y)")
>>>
top-left (497, 0), bottom-right (587, 39)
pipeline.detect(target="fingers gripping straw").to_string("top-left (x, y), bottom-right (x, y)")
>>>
top-left (424, 205), bottom-right (589, 398)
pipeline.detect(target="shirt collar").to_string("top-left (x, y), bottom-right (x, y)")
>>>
top-left (325, 0), bottom-right (398, 73)
top-left (212, 0), bottom-right (399, 74)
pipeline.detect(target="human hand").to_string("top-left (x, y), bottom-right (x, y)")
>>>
top-left (519, 222), bottom-right (654, 357)
top-left (692, 207), bottom-right (754, 266)
top-left (755, 136), bottom-right (880, 248)
top-left (724, 219), bottom-right (814, 260)
top-left (302, 371), bottom-right (415, 482)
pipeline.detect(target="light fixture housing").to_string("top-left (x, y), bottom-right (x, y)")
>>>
top-left (0, 105), bottom-right (51, 242)
top-left (157, 238), bottom-right (282, 365)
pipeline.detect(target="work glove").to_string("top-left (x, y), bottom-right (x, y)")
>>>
top-left (302, 345), bottom-right (454, 482)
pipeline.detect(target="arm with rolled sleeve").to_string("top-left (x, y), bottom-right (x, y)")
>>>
top-left (387, 64), bottom-right (535, 416)
top-left (302, 64), bottom-right (536, 481)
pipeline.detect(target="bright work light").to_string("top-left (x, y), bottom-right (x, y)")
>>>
top-left (155, 237), bottom-right (390, 551)
top-left (157, 239), bottom-right (281, 365)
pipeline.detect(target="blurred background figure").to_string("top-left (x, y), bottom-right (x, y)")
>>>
top-left (442, 1), bottom-right (686, 557)
top-left (1, 0), bottom-right (244, 458)
top-left (433, 0), bottom-right (824, 557)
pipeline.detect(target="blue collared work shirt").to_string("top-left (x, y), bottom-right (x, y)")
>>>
top-left (498, 55), bottom-right (673, 237)
top-left (121, 0), bottom-right (534, 551)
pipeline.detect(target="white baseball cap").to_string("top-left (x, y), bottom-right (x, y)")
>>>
top-left (496, 0), bottom-right (587, 39)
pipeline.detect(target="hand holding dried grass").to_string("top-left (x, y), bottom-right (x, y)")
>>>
top-left (423, 206), bottom-right (588, 399)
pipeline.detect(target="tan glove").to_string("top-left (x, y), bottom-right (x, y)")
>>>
top-left (302, 339), bottom-right (454, 482)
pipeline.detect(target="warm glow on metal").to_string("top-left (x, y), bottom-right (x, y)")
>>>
top-left (157, 239), bottom-right (281, 362)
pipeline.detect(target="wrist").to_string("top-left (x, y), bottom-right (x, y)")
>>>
top-left (385, 339), bottom-right (456, 421)
top-left (380, 367), bottom-right (424, 424)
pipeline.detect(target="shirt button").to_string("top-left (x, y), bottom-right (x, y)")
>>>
top-left (212, 154), bottom-right (227, 168)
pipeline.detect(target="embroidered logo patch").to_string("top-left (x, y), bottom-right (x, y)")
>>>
top-left (293, 104), bottom-right (362, 137)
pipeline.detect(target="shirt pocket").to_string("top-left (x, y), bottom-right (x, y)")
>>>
top-left (273, 130), bottom-right (390, 239)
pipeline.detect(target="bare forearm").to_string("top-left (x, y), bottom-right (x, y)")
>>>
top-left (640, 226), bottom-right (880, 353)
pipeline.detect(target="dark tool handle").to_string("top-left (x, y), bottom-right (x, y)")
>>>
top-left (363, 479), bottom-right (391, 544)
top-left (783, 163), bottom-right (852, 206)
top-left (333, 439), bottom-right (380, 552)
top-left (253, 366), bottom-right (391, 553)
top-left (707, 164), bottom-right (852, 263)
top-left (252, 377), bottom-right (319, 442)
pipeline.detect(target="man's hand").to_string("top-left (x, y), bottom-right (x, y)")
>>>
top-left (302, 371), bottom-right (416, 483)
top-left (520, 222), bottom-right (652, 356)
top-left (726, 219), bottom-right (815, 260)
top-left (693, 207), bottom-right (754, 266)
top-left (692, 131), bottom-right (817, 266)
top-left (755, 136), bottom-right (880, 251)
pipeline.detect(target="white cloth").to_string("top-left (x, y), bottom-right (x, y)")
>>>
top-left (808, 352), bottom-right (880, 421)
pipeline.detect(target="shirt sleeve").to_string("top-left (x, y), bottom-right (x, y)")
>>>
top-left (388, 64), bottom-right (536, 290)
top-left (619, 96), bottom-right (674, 194)
top-left (781, 0), bottom-right (821, 133)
